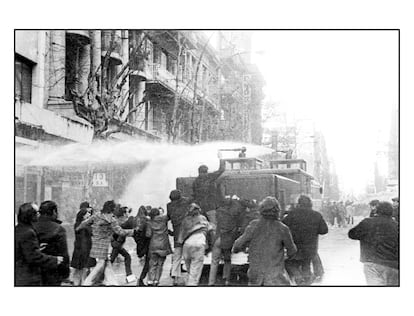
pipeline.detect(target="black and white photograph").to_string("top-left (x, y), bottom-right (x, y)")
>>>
top-left (13, 28), bottom-right (400, 288)
top-left (5, 1), bottom-right (414, 315)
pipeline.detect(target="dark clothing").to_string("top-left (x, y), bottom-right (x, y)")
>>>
top-left (135, 215), bottom-right (150, 283)
top-left (285, 258), bottom-right (312, 285)
top-left (192, 167), bottom-right (224, 214)
top-left (15, 223), bottom-right (58, 286)
top-left (282, 207), bottom-right (328, 259)
top-left (112, 216), bottom-right (136, 245)
top-left (134, 216), bottom-right (150, 258)
top-left (216, 200), bottom-right (247, 249)
top-left (139, 254), bottom-right (150, 283)
top-left (233, 217), bottom-right (297, 275)
top-left (110, 216), bottom-right (135, 276)
top-left (110, 246), bottom-right (132, 276)
top-left (70, 224), bottom-right (95, 270)
top-left (167, 196), bottom-right (191, 246)
top-left (348, 215), bottom-right (399, 269)
top-left (240, 204), bottom-right (260, 233)
top-left (33, 216), bottom-right (70, 285)
top-left (134, 229), bottom-right (150, 258)
top-left (312, 253), bottom-right (324, 278)
top-left (247, 268), bottom-right (291, 286)
top-left (146, 215), bottom-right (172, 257)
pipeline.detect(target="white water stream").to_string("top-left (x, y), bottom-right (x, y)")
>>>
top-left (16, 140), bottom-right (273, 210)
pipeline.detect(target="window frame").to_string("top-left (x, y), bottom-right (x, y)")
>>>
top-left (15, 54), bottom-right (34, 103)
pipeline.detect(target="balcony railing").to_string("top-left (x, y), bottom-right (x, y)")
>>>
top-left (148, 63), bottom-right (176, 89)
top-left (147, 63), bottom-right (220, 108)
top-left (221, 84), bottom-right (243, 101)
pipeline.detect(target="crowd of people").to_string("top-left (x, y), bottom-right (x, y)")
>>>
top-left (14, 163), bottom-right (399, 287)
top-left (320, 200), bottom-right (355, 228)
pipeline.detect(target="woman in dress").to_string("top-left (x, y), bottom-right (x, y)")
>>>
top-left (70, 202), bottom-right (95, 285)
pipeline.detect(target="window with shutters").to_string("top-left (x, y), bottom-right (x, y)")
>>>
top-left (15, 55), bottom-right (33, 103)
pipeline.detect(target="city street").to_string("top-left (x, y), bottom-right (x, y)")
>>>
top-left (15, 30), bottom-right (398, 289)
top-left (317, 222), bottom-right (366, 286)
top-left (105, 218), bottom-right (367, 286)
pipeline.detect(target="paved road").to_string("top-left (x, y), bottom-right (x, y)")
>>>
top-left (318, 224), bottom-right (366, 286)
top-left (67, 218), bottom-right (367, 286)
top-left (108, 222), bottom-right (367, 286)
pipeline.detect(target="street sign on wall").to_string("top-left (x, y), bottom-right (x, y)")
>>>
top-left (92, 173), bottom-right (109, 187)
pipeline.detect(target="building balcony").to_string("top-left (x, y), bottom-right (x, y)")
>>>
top-left (66, 30), bottom-right (90, 45)
top-left (147, 63), bottom-right (219, 109)
top-left (15, 100), bottom-right (94, 144)
top-left (221, 84), bottom-right (243, 102)
top-left (149, 64), bottom-right (176, 88)
top-left (101, 31), bottom-right (123, 65)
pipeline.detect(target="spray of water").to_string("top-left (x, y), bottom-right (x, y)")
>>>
top-left (16, 140), bottom-right (273, 210)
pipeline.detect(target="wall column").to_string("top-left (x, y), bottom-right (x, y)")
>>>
top-left (90, 30), bottom-right (101, 109)
top-left (32, 31), bottom-right (47, 108)
top-left (120, 30), bottom-right (129, 120)
top-left (77, 43), bottom-right (91, 95)
top-left (48, 30), bottom-right (66, 100)
top-left (132, 80), bottom-right (146, 125)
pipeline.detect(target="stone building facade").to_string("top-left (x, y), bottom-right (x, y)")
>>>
top-left (15, 30), bottom-right (265, 213)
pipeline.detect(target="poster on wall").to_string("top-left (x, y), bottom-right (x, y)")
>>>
top-left (92, 173), bottom-right (108, 187)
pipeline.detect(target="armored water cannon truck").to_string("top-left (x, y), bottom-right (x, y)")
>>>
top-left (176, 148), bottom-right (323, 285)
top-left (176, 151), bottom-right (323, 213)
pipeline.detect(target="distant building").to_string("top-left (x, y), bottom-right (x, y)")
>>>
top-left (216, 31), bottom-right (265, 144)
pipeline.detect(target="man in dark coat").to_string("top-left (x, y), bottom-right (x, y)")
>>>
top-left (208, 196), bottom-right (251, 285)
top-left (348, 201), bottom-right (399, 285)
top-left (192, 163), bottom-right (225, 216)
top-left (167, 189), bottom-right (191, 285)
top-left (33, 200), bottom-right (70, 286)
top-left (282, 195), bottom-right (328, 285)
top-left (233, 197), bottom-right (297, 286)
top-left (15, 203), bottom-right (63, 286)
